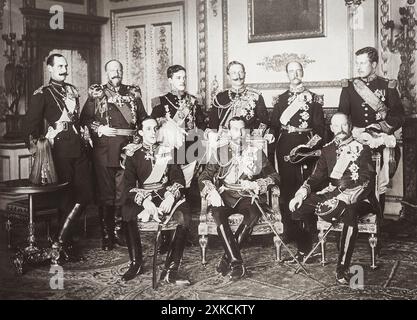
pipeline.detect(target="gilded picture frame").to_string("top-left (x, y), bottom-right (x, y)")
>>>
top-left (248, 0), bottom-right (326, 42)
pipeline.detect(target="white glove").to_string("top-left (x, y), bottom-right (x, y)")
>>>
top-left (207, 189), bottom-right (224, 207)
top-left (264, 133), bottom-right (275, 144)
top-left (289, 194), bottom-right (304, 212)
top-left (98, 125), bottom-right (117, 137)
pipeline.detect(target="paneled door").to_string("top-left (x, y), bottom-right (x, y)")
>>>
top-left (112, 3), bottom-right (185, 114)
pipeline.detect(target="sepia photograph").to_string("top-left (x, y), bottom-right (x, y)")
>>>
top-left (0, 0), bottom-right (416, 307)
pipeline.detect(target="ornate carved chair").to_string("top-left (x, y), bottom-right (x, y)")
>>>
top-left (197, 135), bottom-right (283, 265)
top-left (316, 149), bottom-right (382, 270)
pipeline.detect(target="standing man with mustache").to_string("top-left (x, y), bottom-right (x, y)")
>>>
top-left (270, 61), bottom-right (325, 244)
top-left (81, 59), bottom-right (147, 251)
top-left (288, 113), bottom-right (375, 284)
top-left (23, 53), bottom-right (94, 261)
top-left (208, 61), bottom-right (274, 143)
top-left (338, 46), bottom-right (404, 214)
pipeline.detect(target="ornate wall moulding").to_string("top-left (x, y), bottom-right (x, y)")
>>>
top-left (246, 80), bottom-right (342, 91)
top-left (0, 0), bottom-right (6, 31)
top-left (257, 53), bottom-right (316, 72)
top-left (210, 0), bottom-right (218, 17)
top-left (197, 0), bottom-right (208, 107)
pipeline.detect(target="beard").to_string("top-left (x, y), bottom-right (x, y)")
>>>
top-left (334, 130), bottom-right (350, 143)
top-left (110, 76), bottom-right (122, 86)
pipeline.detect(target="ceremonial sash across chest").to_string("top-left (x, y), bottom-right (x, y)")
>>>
top-left (106, 89), bottom-right (134, 125)
top-left (143, 150), bottom-right (171, 185)
top-left (330, 147), bottom-right (352, 179)
top-left (352, 79), bottom-right (388, 117)
top-left (172, 103), bottom-right (191, 126)
top-left (280, 95), bottom-right (306, 125)
top-left (330, 140), bottom-right (361, 180)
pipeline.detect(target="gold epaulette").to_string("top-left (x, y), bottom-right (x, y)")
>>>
top-left (33, 85), bottom-right (47, 96)
top-left (124, 143), bottom-right (143, 157)
top-left (88, 84), bottom-right (104, 99)
top-left (388, 79), bottom-right (397, 89)
top-left (313, 93), bottom-right (324, 105)
top-left (65, 83), bottom-right (80, 97)
top-left (246, 87), bottom-right (261, 96)
top-left (128, 85), bottom-right (142, 99)
top-left (187, 93), bottom-right (199, 105)
top-left (194, 94), bottom-right (203, 105)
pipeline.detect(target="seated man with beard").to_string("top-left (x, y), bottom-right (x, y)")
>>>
top-left (288, 113), bottom-right (375, 284)
top-left (198, 116), bottom-right (279, 280)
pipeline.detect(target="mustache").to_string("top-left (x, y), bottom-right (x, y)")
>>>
top-left (335, 131), bottom-right (348, 138)
top-left (111, 76), bottom-right (121, 80)
top-left (232, 77), bottom-right (245, 81)
top-left (59, 72), bottom-right (68, 76)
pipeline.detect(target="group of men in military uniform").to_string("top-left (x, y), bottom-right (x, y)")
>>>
top-left (23, 45), bottom-right (404, 285)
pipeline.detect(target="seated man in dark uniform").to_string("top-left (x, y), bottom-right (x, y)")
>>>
top-left (289, 113), bottom-right (375, 284)
top-left (120, 116), bottom-right (191, 285)
top-left (198, 116), bottom-right (279, 280)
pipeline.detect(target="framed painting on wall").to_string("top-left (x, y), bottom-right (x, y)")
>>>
top-left (248, 0), bottom-right (325, 42)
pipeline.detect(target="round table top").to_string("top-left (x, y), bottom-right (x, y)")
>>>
top-left (0, 179), bottom-right (69, 194)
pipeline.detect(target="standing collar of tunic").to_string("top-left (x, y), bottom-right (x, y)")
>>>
top-left (360, 73), bottom-right (377, 83)
top-left (289, 83), bottom-right (305, 94)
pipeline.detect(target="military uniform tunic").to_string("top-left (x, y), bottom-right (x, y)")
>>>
top-left (80, 83), bottom-right (147, 206)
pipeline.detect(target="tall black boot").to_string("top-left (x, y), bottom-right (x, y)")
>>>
top-left (53, 203), bottom-right (84, 263)
top-left (121, 221), bottom-right (143, 282)
top-left (216, 223), bottom-right (253, 276)
top-left (114, 206), bottom-right (126, 247)
top-left (98, 206), bottom-right (114, 251)
top-left (217, 224), bottom-right (245, 281)
top-left (160, 225), bottom-right (190, 286)
top-left (336, 224), bottom-right (358, 284)
top-left (158, 230), bottom-right (173, 255)
top-left (105, 205), bottom-right (115, 250)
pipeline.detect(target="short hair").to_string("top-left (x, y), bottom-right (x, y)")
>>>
top-left (228, 116), bottom-right (246, 129)
top-left (105, 59), bottom-right (123, 72)
top-left (47, 54), bottom-right (65, 67)
top-left (355, 46), bottom-right (378, 64)
top-left (226, 61), bottom-right (245, 75)
top-left (331, 112), bottom-right (351, 125)
top-left (285, 61), bottom-right (303, 73)
top-left (167, 65), bottom-right (186, 79)
top-left (138, 116), bottom-right (157, 131)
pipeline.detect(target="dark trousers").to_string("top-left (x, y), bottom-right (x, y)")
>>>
top-left (276, 132), bottom-right (315, 238)
top-left (210, 198), bottom-right (261, 228)
top-left (94, 163), bottom-right (124, 206)
top-left (53, 152), bottom-right (93, 212)
top-left (292, 188), bottom-right (374, 253)
top-left (122, 194), bottom-right (191, 229)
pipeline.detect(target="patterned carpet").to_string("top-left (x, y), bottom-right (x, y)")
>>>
top-left (1, 207), bottom-right (417, 300)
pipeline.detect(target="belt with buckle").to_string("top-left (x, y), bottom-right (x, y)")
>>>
top-left (223, 183), bottom-right (244, 191)
top-left (115, 129), bottom-right (135, 136)
top-left (142, 182), bottom-right (166, 191)
top-left (53, 121), bottom-right (71, 131)
top-left (282, 125), bottom-right (312, 133)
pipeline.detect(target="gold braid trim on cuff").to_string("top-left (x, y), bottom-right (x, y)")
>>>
top-left (256, 177), bottom-right (275, 194)
top-left (165, 182), bottom-right (184, 201)
top-left (130, 188), bottom-right (152, 206)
